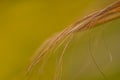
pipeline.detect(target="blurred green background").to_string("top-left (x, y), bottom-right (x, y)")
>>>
top-left (0, 0), bottom-right (120, 80)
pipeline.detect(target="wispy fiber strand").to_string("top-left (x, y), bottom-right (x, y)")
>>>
top-left (27, 0), bottom-right (120, 79)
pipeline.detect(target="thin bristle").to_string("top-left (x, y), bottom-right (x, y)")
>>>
top-left (27, 1), bottom-right (120, 79)
top-left (54, 34), bottom-right (73, 80)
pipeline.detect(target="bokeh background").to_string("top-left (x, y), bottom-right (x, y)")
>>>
top-left (0, 0), bottom-right (120, 80)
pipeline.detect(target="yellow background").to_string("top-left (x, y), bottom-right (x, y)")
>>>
top-left (0, 0), bottom-right (119, 80)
